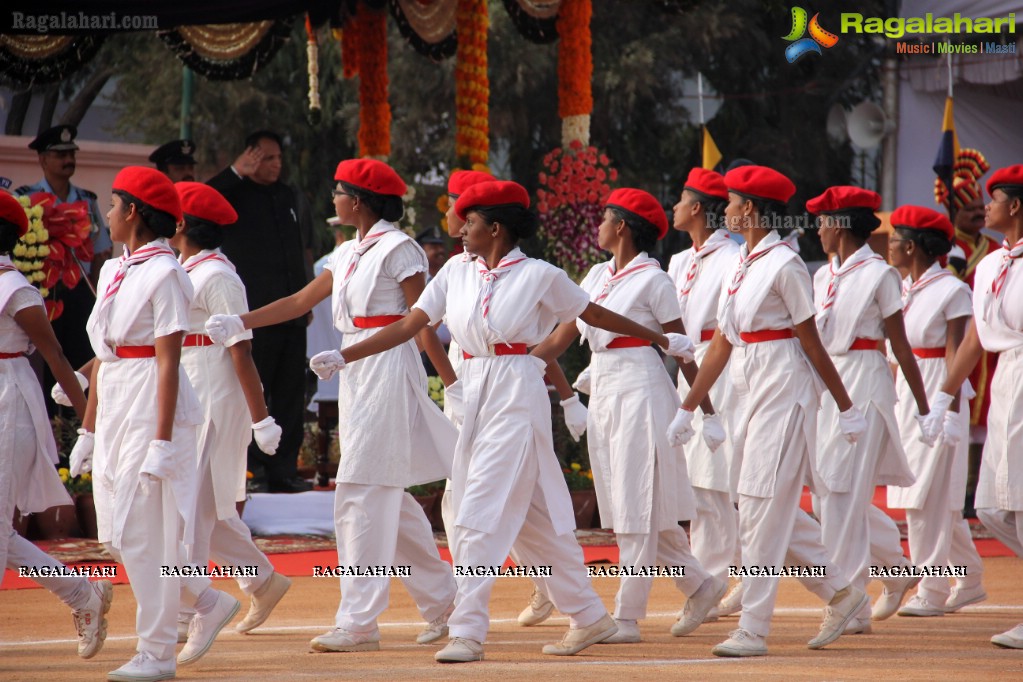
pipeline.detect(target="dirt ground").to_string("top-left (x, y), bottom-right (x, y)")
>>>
top-left (3, 556), bottom-right (1023, 681)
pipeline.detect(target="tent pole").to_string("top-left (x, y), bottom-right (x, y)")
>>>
top-left (180, 66), bottom-right (194, 139)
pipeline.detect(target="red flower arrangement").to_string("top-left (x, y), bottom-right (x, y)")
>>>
top-left (536, 140), bottom-right (618, 280)
top-left (13, 192), bottom-right (94, 321)
top-left (355, 4), bottom-right (391, 158)
top-left (455, 0), bottom-right (489, 165)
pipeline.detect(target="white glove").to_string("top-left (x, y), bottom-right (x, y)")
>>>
top-left (921, 392), bottom-right (954, 444)
top-left (914, 413), bottom-right (938, 447)
top-left (941, 411), bottom-right (964, 448)
top-left (701, 413), bottom-right (726, 452)
top-left (561, 393), bottom-right (588, 442)
top-left (69, 429), bottom-right (94, 477)
top-left (252, 416), bottom-right (282, 455)
top-left (310, 350), bottom-right (346, 381)
top-left (205, 314), bottom-right (245, 345)
top-left (666, 408), bottom-right (696, 447)
top-left (51, 371), bottom-right (88, 407)
top-left (838, 406), bottom-right (868, 444)
top-left (664, 333), bottom-right (696, 363)
top-left (139, 440), bottom-right (176, 484)
top-left (444, 380), bottom-right (465, 427)
top-left (572, 366), bottom-right (592, 395)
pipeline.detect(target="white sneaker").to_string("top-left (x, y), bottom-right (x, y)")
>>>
top-left (717, 581), bottom-right (743, 616)
top-left (945, 584), bottom-right (987, 613)
top-left (542, 613), bottom-right (617, 655)
top-left (176, 614), bottom-right (192, 644)
top-left (671, 576), bottom-right (727, 636)
top-left (712, 628), bottom-right (768, 657)
top-left (599, 619), bottom-right (641, 644)
top-left (517, 587), bottom-right (554, 626)
top-left (177, 592), bottom-right (241, 665)
top-left (417, 603), bottom-right (454, 644)
top-left (435, 637), bottom-right (484, 662)
top-left (871, 575), bottom-right (921, 621)
top-left (310, 627), bottom-right (381, 652)
top-left (808, 586), bottom-right (869, 649)
top-left (843, 616), bottom-right (872, 635)
top-left (991, 623), bottom-right (1023, 649)
top-left (107, 651), bottom-right (175, 681)
top-left (74, 579), bottom-right (113, 659)
top-left (898, 595), bottom-right (946, 617)
top-left (236, 571), bottom-right (291, 633)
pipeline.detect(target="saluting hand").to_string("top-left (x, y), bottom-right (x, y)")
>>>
top-left (232, 145), bottom-right (264, 178)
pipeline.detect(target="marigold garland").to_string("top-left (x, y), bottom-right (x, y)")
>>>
top-left (455, 0), bottom-right (489, 165)
top-left (556, 0), bottom-right (592, 122)
top-left (356, 5), bottom-right (392, 158)
top-left (338, 22), bottom-right (358, 80)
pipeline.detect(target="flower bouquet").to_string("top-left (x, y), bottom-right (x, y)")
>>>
top-left (536, 140), bottom-right (618, 281)
top-left (13, 192), bottom-right (94, 320)
top-left (563, 461), bottom-right (594, 491)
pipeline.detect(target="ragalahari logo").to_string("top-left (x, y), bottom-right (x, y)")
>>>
top-left (783, 7), bottom-right (839, 62)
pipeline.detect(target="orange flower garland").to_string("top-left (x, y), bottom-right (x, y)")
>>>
top-left (339, 21), bottom-right (358, 80)
top-left (357, 5), bottom-right (392, 158)
top-left (455, 0), bottom-right (489, 165)
top-left (556, 0), bottom-right (592, 147)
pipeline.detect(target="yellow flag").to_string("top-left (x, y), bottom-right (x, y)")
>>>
top-left (702, 126), bottom-right (722, 170)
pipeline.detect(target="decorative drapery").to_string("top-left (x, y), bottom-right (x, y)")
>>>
top-left (390, 0), bottom-right (458, 61)
top-left (500, 0), bottom-right (560, 43)
top-left (0, 35), bottom-right (105, 84)
top-left (158, 20), bottom-right (293, 80)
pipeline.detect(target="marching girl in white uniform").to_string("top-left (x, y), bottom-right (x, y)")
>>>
top-left (808, 188), bottom-right (934, 630)
top-left (70, 167), bottom-right (238, 681)
top-left (206, 158), bottom-right (458, 653)
top-left (531, 187), bottom-right (726, 644)
top-left (925, 164), bottom-right (1023, 648)
top-left (315, 180), bottom-right (699, 663)
top-left (673, 165), bottom-right (869, 658)
top-left (667, 168), bottom-right (743, 617)
top-left (0, 192), bottom-right (113, 660)
top-left (884, 205), bottom-right (985, 617)
top-left (169, 182), bottom-right (291, 637)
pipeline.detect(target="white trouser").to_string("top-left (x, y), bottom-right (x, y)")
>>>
top-left (904, 442), bottom-right (955, 603)
top-left (738, 414), bottom-right (848, 637)
top-left (108, 480), bottom-right (193, 660)
top-left (614, 527), bottom-right (709, 621)
top-left (447, 452), bottom-right (607, 643)
top-left (949, 513), bottom-right (984, 590)
top-left (4, 528), bottom-right (92, 608)
top-left (188, 455), bottom-right (273, 596)
top-left (817, 410), bottom-right (900, 600)
top-left (691, 487), bottom-right (738, 584)
top-left (333, 483), bottom-right (456, 633)
top-left (868, 504), bottom-right (910, 577)
top-left (976, 508), bottom-right (1023, 558)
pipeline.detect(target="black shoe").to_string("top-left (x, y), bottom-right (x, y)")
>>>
top-left (268, 476), bottom-right (314, 493)
top-left (248, 477), bottom-right (269, 494)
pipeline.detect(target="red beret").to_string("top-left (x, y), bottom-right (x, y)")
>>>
top-left (176, 182), bottom-right (238, 227)
top-left (0, 192), bottom-right (29, 238)
top-left (112, 166), bottom-right (182, 222)
top-left (806, 186), bottom-right (881, 214)
top-left (455, 180), bottom-right (529, 221)
top-left (987, 164), bottom-right (1023, 197)
top-left (683, 168), bottom-right (728, 201)
top-left (724, 165), bottom-right (796, 204)
top-left (890, 205), bottom-right (954, 240)
top-left (448, 170), bottom-right (495, 198)
top-left (605, 187), bottom-right (669, 240)
top-left (334, 158), bottom-right (407, 197)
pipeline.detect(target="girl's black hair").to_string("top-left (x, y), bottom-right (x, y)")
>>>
top-left (183, 216), bottom-right (224, 250)
top-left (0, 219), bottom-right (19, 254)
top-left (340, 182), bottom-right (404, 223)
top-left (607, 207), bottom-right (660, 253)
top-left (471, 204), bottom-right (539, 244)
top-left (894, 226), bottom-right (953, 258)
top-left (832, 207), bottom-right (882, 243)
top-left (113, 190), bottom-right (178, 239)
top-left (996, 185), bottom-right (1023, 202)
top-left (686, 189), bottom-right (727, 230)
